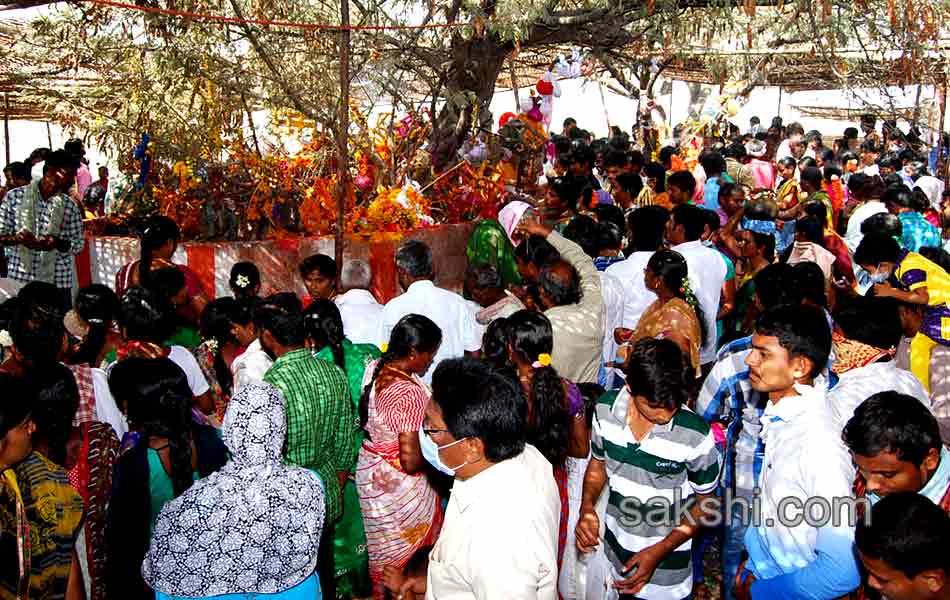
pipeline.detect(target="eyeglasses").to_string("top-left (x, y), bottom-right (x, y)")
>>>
top-left (423, 428), bottom-right (450, 437)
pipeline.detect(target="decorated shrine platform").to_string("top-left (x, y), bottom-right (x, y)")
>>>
top-left (76, 223), bottom-right (476, 303)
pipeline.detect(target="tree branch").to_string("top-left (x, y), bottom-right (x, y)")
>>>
top-left (225, 0), bottom-right (322, 124)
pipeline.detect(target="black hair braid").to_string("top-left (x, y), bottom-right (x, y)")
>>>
top-left (528, 365), bottom-right (570, 467)
top-left (359, 351), bottom-right (393, 431)
top-left (138, 217), bottom-right (179, 285)
top-left (329, 338), bottom-right (346, 374)
top-left (139, 240), bottom-right (155, 285)
top-left (506, 309), bottom-right (570, 467)
top-left (212, 349), bottom-right (233, 397)
top-left (154, 387), bottom-right (194, 496)
top-left (303, 300), bottom-right (347, 375)
top-left (359, 314), bottom-right (441, 432)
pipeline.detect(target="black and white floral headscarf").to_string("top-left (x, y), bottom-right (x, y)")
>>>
top-left (142, 382), bottom-right (325, 597)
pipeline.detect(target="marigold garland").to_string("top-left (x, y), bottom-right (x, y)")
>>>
top-left (108, 108), bottom-right (520, 240)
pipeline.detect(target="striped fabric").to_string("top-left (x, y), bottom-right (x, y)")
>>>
top-left (357, 369), bottom-right (441, 600)
top-left (70, 423), bottom-right (120, 600)
top-left (264, 349), bottom-right (356, 522)
top-left (591, 388), bottom-right (721, 600)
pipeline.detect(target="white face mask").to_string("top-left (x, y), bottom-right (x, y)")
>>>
top-left (869, 263), bottom-right (892, 284)
top-left (419, 429), bottom-right (469, 476)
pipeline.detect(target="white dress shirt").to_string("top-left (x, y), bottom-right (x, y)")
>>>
top-left (599, 271), bottom-right (625, 388)
top-left (377, 280), bottom-right (480, 384)
top-left (844, 200), bottom-right (887, 254)
top-left (775, 140), bottom-right (794, 162)
top-left (334, 288), bottom-right (383, 345)
top-left (828, 361), bottom-right (930, 429)
top-left (605, 251), bottom-right (656, 330)
top-left (426, 444), bottom-right (560, 600)
top-left (672, 240), bottom-right (728, 364)
top-left (231, 338), bottom-right (274, 396)
top-left (90, 367), bottom-right (128, 439)
top-left (744, 384), bottom-right (860, 595)
top-left (464, 299), bottom-right (487, 351)
top-left (168, 345), bottom-right (210, 396)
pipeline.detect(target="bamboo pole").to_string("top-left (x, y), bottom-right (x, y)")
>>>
top-left (508, 58), bottom-right (521, 111)
top-left (335, 0), bottom-right (350, 279)
top-left (241, 91), bottom-right (262, 158)
top-left (913, 83), bottom-right (922, 125)
top-left (598, 80), bottom-right (610, 133)
top-left (668, 86), bottom-right (673, 126)
top-left (939, 75), bottom-right (948, 181)
top-left (3, 94), bottom-right (9, 165)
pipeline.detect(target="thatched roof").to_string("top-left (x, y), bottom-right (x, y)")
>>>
top-left (500, 45), bottom-right (949, 94)
top-left (2, 10), bottom-right (948, 125)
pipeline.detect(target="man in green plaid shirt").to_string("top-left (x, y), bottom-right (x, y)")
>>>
top-left (259, 305), bottom-right (356, 598)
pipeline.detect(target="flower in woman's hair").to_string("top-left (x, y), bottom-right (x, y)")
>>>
top-left (206, 338), bottom-right (219, 354)
top-left (0, 330), bottom-right (11, 348)
top-left (235, 274), bottom-right (251, 289)
top-left (536, 353), bottom-right (552, 367)
top-left (679, 287), bottom-right (685, 293)
top-left (380, 343), bottom-right (388, 353)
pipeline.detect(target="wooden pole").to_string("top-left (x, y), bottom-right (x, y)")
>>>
top-left (939, 75), bottom-right (948, 180)
top-left (334, 0), bottom-right (350, 279)
top-left (3, 94), bottom-right (10, 165)
top-left (241, 91), bottom-right (262, 158)
top-left (598, 81), bottom-right (611, 133)
top-left (668, 85), bottom-right (673, 126)
top-left (46, 121), bottom-right (52, 148)
top-left (913, 83), bottom-right (922, 125)
top-left (776, 86), bottom-right (783, 117)
top-left (508, 58), bottom-right (521, 112)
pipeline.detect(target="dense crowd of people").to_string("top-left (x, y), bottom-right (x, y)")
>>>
top-left (2, 112), bottom-right (950, 600)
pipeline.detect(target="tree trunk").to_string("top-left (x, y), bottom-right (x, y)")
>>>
top-left (429, 34), bottom-right (512, 170)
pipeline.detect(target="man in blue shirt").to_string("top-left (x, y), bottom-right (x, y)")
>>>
top-left (699, 264), bottom-right (807, 600)
top-left (735, 305), bottom-right (860, 600)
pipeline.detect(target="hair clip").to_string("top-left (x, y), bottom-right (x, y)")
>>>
top-left (532, 353), bottom-right (552, 368)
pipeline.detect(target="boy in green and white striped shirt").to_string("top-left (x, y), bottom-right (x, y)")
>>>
top-left (576, 338), bottom-right (721, 599)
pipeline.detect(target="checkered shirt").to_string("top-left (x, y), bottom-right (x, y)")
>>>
top-left (0, 184), bottom-right (85, 289)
